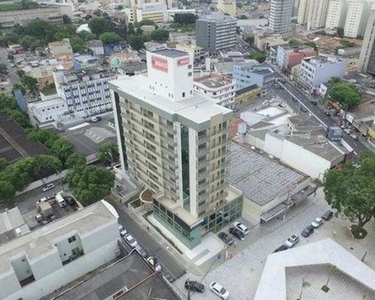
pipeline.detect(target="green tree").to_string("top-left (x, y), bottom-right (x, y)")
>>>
top-left (323, 152), bottom-right (375, 229)
top-left (150, 29), bottom-right (169, 42)
top-left (250, 50), bottom-right (267, 63)
top-left (239, 15), bottom-right (248, 19)
top-left (70, 36), bottom-right (85, 52)
top-left (128, 23), bottom-right (136, 35)
top-left (0, 180), bottom-right (15, 200)
top-left (173, 13), bottom-right (197, 25)
top-left (51, 138), bottom-right (74, 164)
top-left (88, 17), bottom-right (115, 36)
top-left (20, 35), bottom-right (40, 50)
top-left (99, 32), bottom-right (122, 45)
top-left (7, 110), bottom-right (30, 128)
top-left (0, 93), bottom-right (17, 112)
top-left (336, 27), bottom-right (344, 38)
top-left (98, 142), bottom-right (118, 164)
top-left (24, 19), bottom-right (56, 39)
top-left (66, 165), bottom-right (115, 206)
top-left (12, 83), bottom-right (26, 95)
top-left (327, 81), bottom-right (361, 108)
top-left (66, 153), bottom-right (86, 169)
top-left (62, 14), bottom-right (71, 24)
top-left (138, 19), bottom-right (156, 27)
top-left (128, 35), bottom-right (144, 50)
top-left (0, 157), bottom-right (7, 172)
top-left (245, 36), bottom-right (254, 45)
top-left (81, 32), bottom-right (97, 42)
top-left (304, 41), bottom-right (317, 51)
top-left (0, 63), bottom-right (7, 74)
top-left (2, 157), bottom-right (35, 191)
top-left (32, 155), bottom-right (62, 179)
top-left (21, 75), bottom-right (38, 94)
top-left (26, 128), bottom-right (59, 148)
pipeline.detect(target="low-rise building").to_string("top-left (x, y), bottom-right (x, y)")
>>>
top-left (233, 62), bottom-right (276, 93)
top-left (234, 84), bottom-right (262, 108)
top-left (125, 3), bottom-right (168, 23)
top-left (0, 208), bottom-right (30, 245)
top-left (28, 97), bottom-right (69, 128)
top-left (0, 6), bottom-right (63, 28)
top-left (73, 55), bottom-right (98, 70)
top-left (0, 200), bottom-right (120, 300)
top-left (297, 56), bottom-right (346, 94)
top-left (49, 39), bottom-right (74, 70)
top-left (109, 52), bottom-right (140, 69)
top-left (193, 72), bottom-right (236, 108)
top-left (86, 40), bottom-right (104, 56)
top-left (169, 31), bottom-right (195, 44)
top-left (23, 61), bottom-right (57, 86)
top-left (176, 43), bottom-right (205, 60)
top-left (276, 45), bottom-right (316, 70)
top-left (53, 67), bottom-right (117, 117)
top-left (217, 0), bottom-right (236, 17)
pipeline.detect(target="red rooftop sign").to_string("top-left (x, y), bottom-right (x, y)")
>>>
top-left (177, 57), bottom-right (189, 66)
top-left (151, 56), bottom-right (168, 72)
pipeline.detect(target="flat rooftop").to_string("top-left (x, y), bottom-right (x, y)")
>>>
top-left (0, 200), bottom-right (117, 274)
top-left (194, 76), bottom-right (232, 89)
top-left (227, 142), bottom-right (308, 206)
top-left (0, 113), bottom-right (49, 162)
top-left (110, 75), bottom-right (232, 125)
top-left (50, 252), bottom-right (180, 300)
top-left (152, 48), bottom-right (188, 58)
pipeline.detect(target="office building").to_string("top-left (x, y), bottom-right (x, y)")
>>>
top-left (125, 3), bottom-right (168, 23)
top-left (110, 49), bottom-right (243, 248)
top-left (297, 56), bottom-right (346, 93)
top-left (176, 43), bottom-right (205, 61)
top-left (0, 6), bottom-right (63, 28)
top-left (0, 200), bottom-right (120, 300)
top-left (297, 0), bottom-right (309, 24)
top-left (358, 10), bottom-right (375, 74)
top-left (218, 0), bottom-right (237, 16)
top-left (276, 45), bottom-right (316, 69)
top-left (233, 63), bottom-right (276, 92)
top-left (344, 0), bottom-right (370, 38)
top-left (53, 67), bottom-right (117, 117)
top-left (269, 0), bottom-right (293, 33)
top-left (297, 0), bottom-right (329, 29)
top-left (193, 73), bottom-right (236, 108)
top-left (196, 14), bottom-right (237, 51)
top-left (325, 0), bottom-right (348, 34)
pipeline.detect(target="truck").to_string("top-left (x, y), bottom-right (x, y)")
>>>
top-left (36, 201), bottom-right (53, 219)
top-left (55, 192), bottom-right (66, 208)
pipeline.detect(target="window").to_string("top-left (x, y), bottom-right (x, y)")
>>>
top-left (182, 92), bottom-right (185, 98)
top-left (68, 235), bottom-right (76, 243)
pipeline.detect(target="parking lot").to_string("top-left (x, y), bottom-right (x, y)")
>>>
top-left (172, 188), bottom-right (375, 300)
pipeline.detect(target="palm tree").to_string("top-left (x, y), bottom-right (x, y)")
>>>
top-left (298, 279), bottom-right (310, 300)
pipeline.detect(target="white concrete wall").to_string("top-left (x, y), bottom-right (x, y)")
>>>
top-left (264, 133), bottom-right (284, 159)
top-left (280, 139), bottom-right (331, 179)
top-left (244, 134), bottom-right (265, 150)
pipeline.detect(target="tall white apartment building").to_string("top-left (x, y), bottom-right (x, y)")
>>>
top-left (307, 0), bottom-right (330, 29)
top-left (53, 67), bottom-right (117, 117)
top-left (193, 73), bottom-right (236, 108)
top-left (325, 0), bottom-right (348, 34)
top-left (269, 0), bottom-right (293, 33)
top-left (297, 0), bottom-right (309, 24)
top-left (344, 0), bottom-right (371, 38)
top-left (110, 49), bottom-right (243, 248)
top-left (358, 10), bottom-right (375, 74)
top-left (0, 200), bottom-right (120, 300)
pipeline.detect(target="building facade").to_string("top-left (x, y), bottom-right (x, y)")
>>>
top-left (53, 68), bottom-right (117, 117)
top-left (269, 0), bottom-right (293, 33)
top-left (193, 73), bottom-right (236, 108)
top-left (233, 63), bottom-right (276, 92)
top-left (110, 49), bottom-right (243, 248)
top-left (325, 0), bottom-right (348, 34)
top-left (125, 3), bottom-right (168, 23)
top-left (196, 15), bottom-right (237, 51)
top-left (0, 200), bottom-right (120, 300)
top-left (276, 45), bottom-right (316, 69)
top-left (358, 10), bottom-right (375, 74)
top-left (297, 56), bottom-right (346, 93)
top-left (234, 85), bottom-right (262, 108)
top-left (344, 0), bottom-right (370, 38)
top-left (217, 0), bottom-right (237, 16)
top-left (306, 0), bottom-right (329, 30)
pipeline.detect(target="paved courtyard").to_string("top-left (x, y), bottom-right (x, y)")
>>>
top-left (172, 188), bottom-right (375, 300)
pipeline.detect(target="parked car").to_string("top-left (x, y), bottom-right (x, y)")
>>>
top-left (301, 225), bottom-right (314, 237)
top-left (35, 213), bottom-right (43, 222)
top-left (185, 280), bottom-right (205, 293)
top-left (273, 245), bottom-right (288, 253)
top-left (209, 281), bottom-right (229, 299)
top-left (124, 234), bottom-right (138, 248)
top-left (301, 106), bottom-right (308, 113)
top-left (285, 234), bottom-right (299, 248)
top-left (90, 116), bottom-right (102, 123)
top-left (119, 227), bottom-right (128, 236)
top-left (135, 246), bottom-right (147, 258)
top-left (311, 100), bottom-right (317, 105)
top-left (344, 128), bottom-right (351, 134)
top-left (350, 133), bottom-right (358, 140)
top-left (234, 221), bottom-right (249, 235)
top-left (311, 217), bottom-right (323, 228)
top-left (218, 232), bottom-right (234, 246)
top-left (146, 256), bottom-right (162, 272)
top-left (64, 196), bottom-right (76, 206)
top-left (322, 210), bottom-right (333, 221)
top-left (42, 183), bottom-right (55, 192)
top-left (229, 227), bottom-right (245, 240)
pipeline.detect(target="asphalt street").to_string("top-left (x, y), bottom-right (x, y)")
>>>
top-left (105, 197), bottom-right (186, 283)
top-left (273, 72), bottom-right (367, 155)
top-left (0, 48), bottom-right (21, 84)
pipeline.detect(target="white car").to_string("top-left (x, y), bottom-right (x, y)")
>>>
top-left (42, 183), bottom-right (55, 192)
top-left (285, 234), bottom-right (299, 248)
top-left (350, 133), bottom-right (358, 140)
top-left (146, 256), bottom-right (162, 272)
top-left (311, 217), bottom-right (323, 228)
top-left (234, 221), bottom-right (249, 235)
top-left (124, 234), bottom-right (138, 248)
top-left (209, 281), bottom-right (229, 299)
top-left (119, 228), bottom-right (127, 236)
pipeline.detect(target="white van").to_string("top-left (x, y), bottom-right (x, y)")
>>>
top-left (55, 193), bottom-right (66, 208)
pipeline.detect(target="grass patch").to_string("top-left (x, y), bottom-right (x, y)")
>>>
top-left (130, 198), bottom-right (141, 208)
